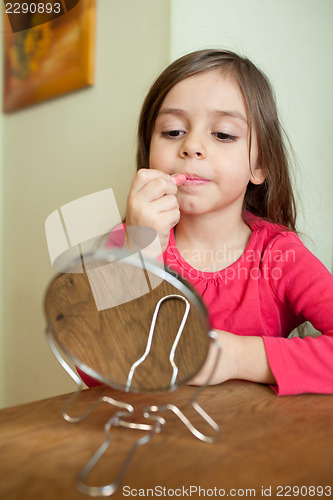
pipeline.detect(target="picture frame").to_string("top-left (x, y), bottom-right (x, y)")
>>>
top-left (2, 0), bottom-right (96, 113)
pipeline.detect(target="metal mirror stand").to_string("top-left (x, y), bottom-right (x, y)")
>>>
top-left (45, 251), bottom-right (221, 497)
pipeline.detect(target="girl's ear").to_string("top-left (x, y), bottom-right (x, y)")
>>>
top-left (250, 165), bottom-right (266, 186)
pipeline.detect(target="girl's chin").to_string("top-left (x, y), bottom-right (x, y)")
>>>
top-left (178, 205), bottom-right (209, 216)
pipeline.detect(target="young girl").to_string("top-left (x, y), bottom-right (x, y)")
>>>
top-left (123, 49), bottom-right (333, 396)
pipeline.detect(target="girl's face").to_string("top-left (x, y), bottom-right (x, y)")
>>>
top-left (149, 70), bottom-right (265, 218)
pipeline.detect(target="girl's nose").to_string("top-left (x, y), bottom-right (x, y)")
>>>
top-left (179, 133), bottom-right (207, 159)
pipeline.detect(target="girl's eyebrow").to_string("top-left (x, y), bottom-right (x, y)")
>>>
top-left (157, 108), bottom-right (186, 117)
top-left (158, 107), bottom-right (247, 123)
top-left (212, 110), bottom-right (248, 124)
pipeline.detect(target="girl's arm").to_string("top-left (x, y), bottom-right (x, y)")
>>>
top-left (190, 330), bottom-right (276, 386)
top-left (192, 233), bottom-right (333, 395)
top-left (262, 235), bottom-right (333, 395)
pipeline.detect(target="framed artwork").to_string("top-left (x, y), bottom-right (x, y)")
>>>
top-left (2, 0), bottom-right (96, 112)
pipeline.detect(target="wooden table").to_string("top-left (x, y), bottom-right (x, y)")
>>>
top-left (1, 381), bottom-right (333, 499)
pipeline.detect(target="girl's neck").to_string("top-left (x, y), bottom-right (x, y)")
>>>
top-left (174, 209), bottom-right (252, 272)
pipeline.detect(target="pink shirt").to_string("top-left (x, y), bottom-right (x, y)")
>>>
top-left (162, 214), bottom-right (333, 396)
top-left (79, 215), bottom-right (333, 396)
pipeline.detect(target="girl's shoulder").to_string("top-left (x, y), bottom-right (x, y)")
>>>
top-left (245, 212), bottom-right (330, 274)
top-left (244, 212), bottom-right (312, 265)
top-left (245, 212), bottom-right (300, 244)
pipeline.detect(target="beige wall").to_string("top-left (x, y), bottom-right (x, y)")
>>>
top-left (170, 0), bottom-right (333, 271)
top-left (1, 0), bottom-right (170, 408)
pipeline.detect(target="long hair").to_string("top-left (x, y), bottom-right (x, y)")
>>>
top-left (136, 49), bottom-right (297, 230)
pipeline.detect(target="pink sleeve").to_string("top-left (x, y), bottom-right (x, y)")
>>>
top-left (76, 366), bottom-right (102, 388)
top-left (105, 223), bottom-right (126, 248)
top-left (105, 223), bottom-right (165, 263)
top-left (262, 234), bottom-right (333, 395)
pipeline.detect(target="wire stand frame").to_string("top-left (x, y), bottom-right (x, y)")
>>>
top-left (126, 294), bottom-right (190, 391)
top-left (46, 322), bottom-right (221, 497)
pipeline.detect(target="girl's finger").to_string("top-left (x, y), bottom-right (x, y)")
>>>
top-left (150, 194), bottom-right (179, 213)
top-left (134, 176), bottom-right (177, 203)
top-left (130, 168), bottom-right (171, 193)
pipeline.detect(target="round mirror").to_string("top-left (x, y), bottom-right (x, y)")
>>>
top-left (44, 249), bottom-right (210, 393)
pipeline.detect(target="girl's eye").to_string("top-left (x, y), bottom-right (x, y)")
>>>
top-left (213, 132), bottom-right (237, 142)
top-left (161, 130), bottom-right (185, 138)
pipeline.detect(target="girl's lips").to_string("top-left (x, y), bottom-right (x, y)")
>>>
top-left (182, 174), bottom-right (211, 186)
top-left (171, 173), bottom-right (211, 186)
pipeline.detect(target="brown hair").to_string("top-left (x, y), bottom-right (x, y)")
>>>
top-left (136, 49), bottom-right (297, 230)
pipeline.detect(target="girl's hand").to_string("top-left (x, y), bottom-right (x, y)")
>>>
top-left (190, 330), bottom-right (238, 386)
top-left (190, 330), bottom-right (276, 386)
top-left (126, 169), bottom-right (182, 253)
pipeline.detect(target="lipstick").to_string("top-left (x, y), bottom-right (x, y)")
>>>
top-left (171, 174), bottom-right (187, 186)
